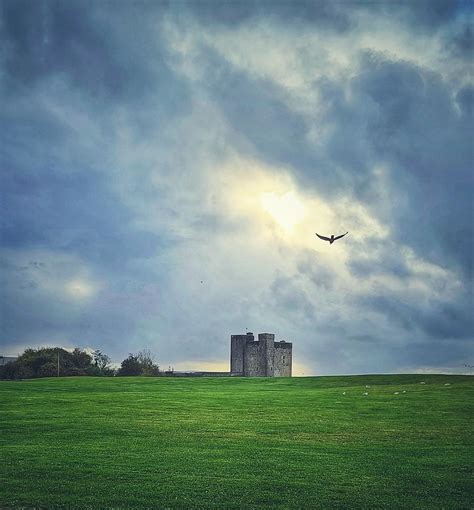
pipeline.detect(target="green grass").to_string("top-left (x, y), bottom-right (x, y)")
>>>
top-left (0, 375), bottom-right (472, 509)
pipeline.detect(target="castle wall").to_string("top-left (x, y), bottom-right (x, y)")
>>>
top-left (273, 342), bottom-right (292, 377)
top-left (243, 341), bottom-right (264, 376)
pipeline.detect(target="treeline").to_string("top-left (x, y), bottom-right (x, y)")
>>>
top-left (0, 347), bottom-right (161, 379)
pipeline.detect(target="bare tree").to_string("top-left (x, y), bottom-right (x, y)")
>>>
top-left (137, 349), bottom-right (160, 376)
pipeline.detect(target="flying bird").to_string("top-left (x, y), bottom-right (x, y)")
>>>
top-left (315, 232), bottom-right (348, 244)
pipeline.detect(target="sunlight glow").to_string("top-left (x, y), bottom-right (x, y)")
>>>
top-left (66, 279), bottom-right (96, 299)
top-left (260, 191), bottom-right (305, 232)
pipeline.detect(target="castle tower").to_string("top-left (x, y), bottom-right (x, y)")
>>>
top-left (230, 332), bottom-right (253, 376)
top-left (273, 340), bottom-right (292, 377)
top-left (258, 333), bottom-right (275, 377)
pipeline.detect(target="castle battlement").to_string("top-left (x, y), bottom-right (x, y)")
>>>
top-left (230, 332), bottom-right (292, 377)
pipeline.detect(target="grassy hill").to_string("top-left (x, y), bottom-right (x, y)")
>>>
top-left (0, 375), bottom-right (472, 508)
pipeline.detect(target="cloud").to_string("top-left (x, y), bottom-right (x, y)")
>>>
top-left (174, 0), bottom-right (352, 31)
top-left (1, 1), bottom-right (472, 374)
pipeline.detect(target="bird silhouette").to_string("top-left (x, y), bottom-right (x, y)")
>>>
top-left (315, 232), bottom-right (348, 244)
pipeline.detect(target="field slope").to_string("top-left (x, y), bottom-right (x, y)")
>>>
top-left (0, 375), bottom-right (472, 508)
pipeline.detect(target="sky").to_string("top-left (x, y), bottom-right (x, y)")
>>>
top-left (1, 0), bottom-right (473, 375)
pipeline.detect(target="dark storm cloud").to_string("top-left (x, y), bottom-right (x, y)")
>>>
top-left (352, 55), bottom-right (473, 278)
top-left (180, 0), bottom-right (352, 31)
top-left (1, 0), bottom-right (472, 372)
top-left (345, 239), bottom-right (415, 281)
top-left (0, 0), bottom-right (191, 137)
top-left (1, 0), bottom-right (191, 265)
top-left (353, 0), bottom-right (460, 29)
top-left (1, 145), bottom-right (170, 267)
top-left (359, 291), bottom-right (473, 341)
top-left (347, 254), bottom-right (411, 280)
top-left (456, 84), bottom-right (474, 116)
top-left (296, 252), bottom-right (336, 291)
top-left (2, 1), bottom-right (126, 96)
top-left (204, 52), bottom-right (310, 165)
top-left (449, 24), bottom-right (474, 57)
top-left (2, 1), bottom-right (158, 100)
top-left (177, 0), bottom-right (461, 31)
top-left (269, 274), bottom-right (315, 323)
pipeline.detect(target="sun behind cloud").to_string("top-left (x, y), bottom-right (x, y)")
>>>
top-left (260, 190), bottom-right (306, 233)
top-left (65, 279), bottom-right (97, 299)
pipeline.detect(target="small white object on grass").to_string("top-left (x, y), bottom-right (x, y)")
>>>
top-left (444, 383), bottom-right (451, 386)
top-left (342, 391), bottom-right (346, 395)
top-left (394, 392), bottom-right (400, 395)
top-left (366, 385), bottom-right (371, 388)
top-left (363, 392), bottom-right (369, 396)
top-left (402, 390), bottom-right (406, 393)
top-left (420, 381), bottom-right (426, 384)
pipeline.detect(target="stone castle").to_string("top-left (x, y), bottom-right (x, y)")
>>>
top-left (230, 332), bottom-right (292, 377)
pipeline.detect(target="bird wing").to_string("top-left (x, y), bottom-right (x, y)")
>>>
top-left (334, 232), bottom-right (348, 241)
top-left (315, 233), bottom-right (331, 241)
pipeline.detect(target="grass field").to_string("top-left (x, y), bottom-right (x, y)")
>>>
top-left (0, 375), bottom-right (472, 509)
